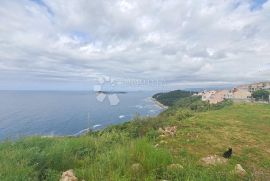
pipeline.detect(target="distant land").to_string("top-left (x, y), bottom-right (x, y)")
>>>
top-left (96, 91), bottom-right (127, 94)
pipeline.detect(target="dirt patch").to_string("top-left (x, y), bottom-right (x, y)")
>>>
top-left (200, 155), bottom-right (228, 166)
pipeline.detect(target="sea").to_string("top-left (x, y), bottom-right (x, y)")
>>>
top-left (0, 91), bottom-right (163, 141)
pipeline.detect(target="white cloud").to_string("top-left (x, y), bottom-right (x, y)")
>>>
top-left (0, 0), bottom-right (269, 90)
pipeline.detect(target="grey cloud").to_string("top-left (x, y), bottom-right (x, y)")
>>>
top-left (0, 0), bottom-right (270, 90)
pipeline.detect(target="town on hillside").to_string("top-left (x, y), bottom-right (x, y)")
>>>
top-left (196, 82), bottom-right (270, 104)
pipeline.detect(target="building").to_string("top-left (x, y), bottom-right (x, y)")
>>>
top-left (231, 88), bottom-right (251, 100)
top-left (201, 90), bottom-right (229, 104)
top-left (200, 89), bottom-right (251, 104)
top-left (208, 90), bottom-right (230, 104)
top-left (199, 82), bottom-right (268, 104)
top-left (263, 86), bottom-right (270, 91)
top-left (201, 91), bottom-right (216, 102)
top-left (237, 82), bottom-right (270, 93)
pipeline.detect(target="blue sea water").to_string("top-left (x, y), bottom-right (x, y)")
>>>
top-left (0, 91), bottom-right (163, 140)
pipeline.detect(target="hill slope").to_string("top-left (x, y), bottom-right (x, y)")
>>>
top-left (0, 104), bottom-right (270, 180)
top-left (152, 90), bottom-right (195, 106)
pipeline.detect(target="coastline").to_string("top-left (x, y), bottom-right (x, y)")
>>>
top-left (151, 97), bottom-right (169, 109)
top-left (1, 94), bottom-right (166, 141)
top-left (73, 97), bottom-right (168, 137)
top-left (43, 97), bottom-right (167, 139)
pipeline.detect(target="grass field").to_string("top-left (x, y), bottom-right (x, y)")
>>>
top-left (0, 103), bottom-right (270, 180)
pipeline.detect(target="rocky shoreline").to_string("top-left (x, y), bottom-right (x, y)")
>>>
top-left (151, 97), bottom-right (169, 109)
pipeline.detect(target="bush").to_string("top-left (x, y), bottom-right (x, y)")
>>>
top-left (175, 109), bottom-right (194, 121)
top-left (173, 96), bottom-right (233, 112)
top-left (252, 90), bottom-right (269, 101)
top-left (174, 96), bottom-right (209, 111)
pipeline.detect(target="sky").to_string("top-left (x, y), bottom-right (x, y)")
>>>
top-left (0, 0), bottom-right (270, 90)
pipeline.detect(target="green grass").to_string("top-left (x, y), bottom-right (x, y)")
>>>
top-left (1, 103), bottom-right (270, 180)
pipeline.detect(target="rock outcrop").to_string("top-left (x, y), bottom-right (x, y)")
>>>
top-left (60, 170), bottom-right (78, 181)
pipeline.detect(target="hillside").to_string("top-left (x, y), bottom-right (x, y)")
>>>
top-left (0, 103), bottom-right (270, 180)
top-left (152, 90), bottom-right (195, 106)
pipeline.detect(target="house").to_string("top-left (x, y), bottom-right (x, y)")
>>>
top-left (248, 82), bottom-right (270, 92)
top-left (200, 88), bottom-right (251, 104)
top-left (208, 90), bottom-right (230, 104)
top-left (201, 90), bottom-right (229, 104)
top-left (237, 84), bottom-right (249, 90)
top-left (238, 82), bottom-right (270, 92)
top-left (199, 82), bottom-right (268, 104)
top-left (201, 91), bottom-right (216, 102)
top-left (232, 88), bottom-right (251, 100)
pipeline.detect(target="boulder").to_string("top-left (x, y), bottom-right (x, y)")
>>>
top-left (234, 164), bottom-right (247, 176)
top-left (60, 170), bottom-right (78, 181)
top-left (158, 126), bottom-right (177, 137)
top-left (165, 126), bottom-right (177, 136)
top-left (200, 155), bottom-right (228, 166)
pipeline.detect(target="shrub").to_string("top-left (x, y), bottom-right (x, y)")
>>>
top-left (252, 90), bottom-right (269, 101)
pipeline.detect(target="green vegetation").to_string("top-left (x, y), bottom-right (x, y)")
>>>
top-left (0, 95), bottom-right (270, 180)
top-left (173, 96), bottom-right (233, 112)
top-left (153, 90), bottom-right (195, 106)
top-left (153, 89), bottom-right (232, 112)
top-left (252, 90), bottom-right (270, 101)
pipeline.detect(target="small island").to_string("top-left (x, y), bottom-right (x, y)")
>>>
top-left (96, 91), bottom-right (127, 94)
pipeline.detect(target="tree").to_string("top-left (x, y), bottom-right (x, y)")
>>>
top-left (252, 90), bottom-right (269, 101)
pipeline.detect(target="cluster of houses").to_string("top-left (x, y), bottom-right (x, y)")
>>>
top-left (196, 82), bottom-right (270, 104)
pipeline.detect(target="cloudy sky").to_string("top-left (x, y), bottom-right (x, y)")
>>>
top-left (0, 0), bottom-right (270, 90)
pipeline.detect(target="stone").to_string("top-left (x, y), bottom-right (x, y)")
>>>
top-left (200, 155), bottom-right (228, 166)
top-left (60, 170), bottom-right (78, 181)
top-left (131, 163), bottom-right (143, 173)
top-left (158, 126), bottom-right (177, 137)
top-left (234, 164), bottom-right (247, 176)
top-left (164, 126), bottom-right (177, 136)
